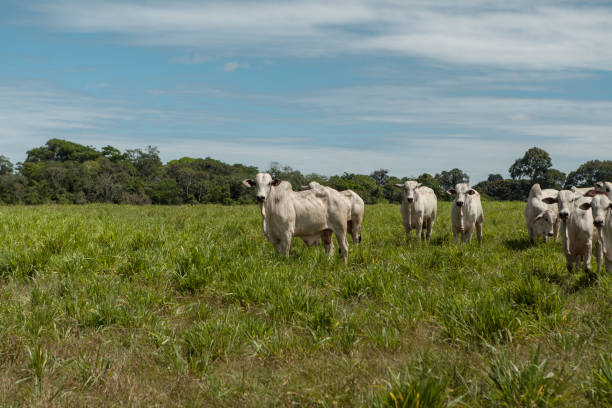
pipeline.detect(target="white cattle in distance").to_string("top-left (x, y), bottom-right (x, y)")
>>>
top-left (243, 173), bottom-right (350, 262)
top-left (446, 183), bottom-right (484, 244)
top-left (393, 180), bottom-right (437, 241)
top-left (543, 190), bottom-right (601, 273)
top-left (580, 192), bottom-right (612, 272)
top-left (524, 183), bottom-right (559, 243)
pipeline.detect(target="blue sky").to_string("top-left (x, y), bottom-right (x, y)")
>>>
top-left (1, 0), bottom-right (611, 182)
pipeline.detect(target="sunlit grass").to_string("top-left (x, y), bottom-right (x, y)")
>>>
top-left (0, 202), bottom-right (608, 406)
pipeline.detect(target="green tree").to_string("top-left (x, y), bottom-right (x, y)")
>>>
top-left (509, 147), bottom-right (551, 182)
top-left (435, 168), bottom-right (469, 191)
top-left (565, 160), bottom-right (612, 188)
top-left (0, 156), bottom-right (13, 175)
top-left (370, 169), bottom-right (390, 186)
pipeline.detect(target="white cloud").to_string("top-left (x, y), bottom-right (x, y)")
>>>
top-left (2, 80), bottom-right (612, 182)
top-left (29, 0), bottom-right (612, 70)
top-left (169, 53), bottom-right (211, 65)
top-left (224, 62), bottom-right (249, 72)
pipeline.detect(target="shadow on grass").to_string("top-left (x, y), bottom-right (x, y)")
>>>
top-left (568, 271), bottom-right (600, 292)
top-left (531, 266), bottom-right (599, 292)
top-left (503, 238), bottom-right (531, 251)
top-left (429, 236), bottom-right (448, 246)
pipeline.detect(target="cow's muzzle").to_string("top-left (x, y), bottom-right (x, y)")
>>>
top-left (456, 201), bottom-right (464, 207)
top-left (594, 219), bottom-right (604, 228)
top-left (256, 195), bottom-right (265, 203)
top-left (406, 197), bottom-right (414, 203)
top-left (559, 212), bottom-right (569, 219)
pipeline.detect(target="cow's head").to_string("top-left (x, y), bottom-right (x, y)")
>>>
top-left (446, 183), bottom-right (476, 207)
top-left (242, 173), bottom-right (282, 203)
top-left (579, 193), bottom-right (612, 229)
top-left (394, 180), bottom-right (421, 203)
top-left (593, 181), bottom-right (612, 198)
top-left (533, 210), bottom-right (556, 237)
top-left (542, 190), bottom-right (578, 220)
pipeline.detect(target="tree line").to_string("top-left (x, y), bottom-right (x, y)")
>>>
top-left (0, 140), bottom-right (610, 205)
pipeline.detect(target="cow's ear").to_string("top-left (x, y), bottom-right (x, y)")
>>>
top-left (579, 202), bottom-right (592, 211)
top-left (416, 182), bottom-right (422, 187)
top-left (542, 197), bottom-right (557, 204)
top-left (446, 189), bottom-right (456, 195)
top-left (584, 189), bottom-right (600, 197)
top-left (467, 189), bottom-right (476, 195)
top-left (393, 183), bottom-right (404, 189)
top-left (535, 212), bottom-right (544, 221)
top-left (271, 179), bottom-right (282, 186)
top-left (242, 179), bottom-right (255, 187)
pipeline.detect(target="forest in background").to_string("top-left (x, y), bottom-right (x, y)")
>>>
top-left (0, 139), bottom-right (610, 205)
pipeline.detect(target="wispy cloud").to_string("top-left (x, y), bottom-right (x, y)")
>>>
top-left (29, 0), bottom-right (612, 70)
top-left (2, 77), bottom-right (611, 181)
top-left (224, 62), bottom-right (249, 72)
top-left (169, 52), bottom-right (211, 64)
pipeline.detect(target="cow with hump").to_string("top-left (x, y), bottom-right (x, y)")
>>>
top-left (524, 183), bottom-right (559, 244)
top-left (243, 173), bottom-right (350, 262)
top-left (581, 183), bottom-right (612, 272)
top-left (303, 181), bottom-right (365, 245)
top-left (543, 189), bottom-right (602, 273)
top-left (393, 180), bottom-right (437, 242)
top-left (446, 183), bottom-right (484, 244)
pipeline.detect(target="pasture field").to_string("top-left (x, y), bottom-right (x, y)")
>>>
top-left (0, 202), bottom-right (610, 407)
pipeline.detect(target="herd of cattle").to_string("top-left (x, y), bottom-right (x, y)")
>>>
top-left (243, 173), bottom-right (612, 272)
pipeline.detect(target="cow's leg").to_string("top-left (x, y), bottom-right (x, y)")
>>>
top-left (279, 232), bottom-right (292, 258)
top-left (416, 217), bottom-right (424, 242)
top-left (584, 240), bottom-right (593, 273)
top-left (354, 218), bottom-right (362, 244)
top-left (553, 219), bottom-right (560, 242)
top-left (426, 218), bottom-right (434, 240)
top-left (321, 230), bottom-right (334, 256)
top-left (528, 225), bottom-right (535, 244)
top-left (464, 228), bottom-right (473, 243)
top-left (347, 220), bottom-right (355, 244)
top-left (595, 240), bottom-right (603, 273)
top-left (476, 221), bottom-right (483, 245)
top-left (336, 231), bottom-right (349, 264)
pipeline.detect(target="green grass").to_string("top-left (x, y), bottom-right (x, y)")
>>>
top-left (0, 202), bottom-right (609, 406)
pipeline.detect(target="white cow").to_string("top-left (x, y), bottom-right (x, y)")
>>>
top-left (446, 183), bottom-right (483, 244)
top-left (543, 190), bottom-right (600, 272)
top-left (393, 180), bottom-right (437, 241)
top-left (524, 183), bottom-right (559, 243)
top-left (571, 186), bottom-right (593, 196)
top-left (580, 193), bottom-right (612, 272)
top-left (340, 189), bottom-right (365, 244)
top-left (243, 173), bottom-right (350, 262)
top-left (301, 182), bottom-right (365, 244)
top-left (594, 181), bottom-right (612, 199)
